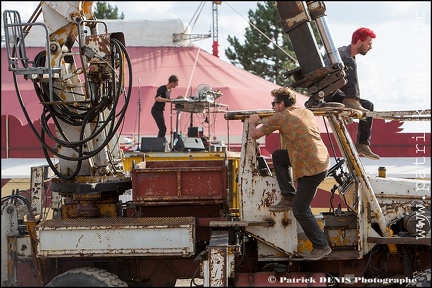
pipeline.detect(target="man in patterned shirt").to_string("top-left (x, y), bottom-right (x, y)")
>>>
top-left (248, 87), bottom-right (331, 261)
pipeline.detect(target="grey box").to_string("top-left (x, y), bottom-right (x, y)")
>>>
top-left (140, 137), bottom-right (165, 152)
top-left (183, 137), bottom-right (205, 151)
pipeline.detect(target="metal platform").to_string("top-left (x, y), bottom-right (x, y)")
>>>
top-left (36, 217), bottom-right (196, 257)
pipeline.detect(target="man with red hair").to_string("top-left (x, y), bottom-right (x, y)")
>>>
top-left (327, 27), bottom-right (380, 160)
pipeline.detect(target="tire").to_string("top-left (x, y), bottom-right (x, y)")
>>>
top-left (405, 269), bottom-right (431, 287)
top-left (46, 267), bottom-right (127, 287)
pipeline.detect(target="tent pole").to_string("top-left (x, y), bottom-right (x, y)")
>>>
top-left (137, 79), bottom-right (141, 149)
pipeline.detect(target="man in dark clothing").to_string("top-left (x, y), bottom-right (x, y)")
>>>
top-left (151, 75), bottom-right (179, 138)
top-left (327, 27), bottom-right (380, 160)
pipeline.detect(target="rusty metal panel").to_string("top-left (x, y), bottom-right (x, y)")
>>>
top-left (238, 121), bottom-right (298, 256)
top-left (30, 166), bottom-right (44, 217)
top-left (142, 151), bottom-right (228, 162)
top-left (132, 160), bottom-right (227, 202)
top-left (16, 259), bottom-right (39, 287)
top-left (85, 33), bottom-right (111, 64)
top-left (323, 212), bottom-right (358, 250)
top-left (145, 160), bottom-right (225, 168)
top-left (369, 176), bottom-right (431, 224)
top-left (36, 217), bottom-right (195, 257)
top-left (133, 170), bottom-right (178, 198)
top-left (203, 230), bottom-right (236, 287)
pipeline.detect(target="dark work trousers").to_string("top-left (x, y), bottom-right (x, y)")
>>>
top-left (272, 149), bottom-right (296, 196)
top-left (327, 92), bottom-right (374, 145)
top-left (151, 108), bottom-right (167, 138)
top-left (293, 170), bottom-right (329, 249)
top-left (272, 149), bottom-right (329, 249)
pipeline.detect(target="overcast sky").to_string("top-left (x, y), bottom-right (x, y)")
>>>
top-left (1, 1), bottom-right (430, 132)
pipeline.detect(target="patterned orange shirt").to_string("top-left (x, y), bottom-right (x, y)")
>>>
top-left (259, 106), bottom-right (329, 181)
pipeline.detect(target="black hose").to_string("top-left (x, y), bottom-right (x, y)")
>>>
top-left (12, 37), bottom-right (133, 180)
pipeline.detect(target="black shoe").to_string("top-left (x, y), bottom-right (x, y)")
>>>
top-left (268, 195), bottom-right (294, 212)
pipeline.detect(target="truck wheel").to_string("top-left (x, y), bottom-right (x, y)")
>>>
top-left (405, 269), bottom-right (431, 287)
top-left (45, 267), bottom-right (127, 287)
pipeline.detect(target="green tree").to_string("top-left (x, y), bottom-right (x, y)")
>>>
top-left (94, 1), bottom-right (124, 19)
top-left (225, 1), bottom-right (296, 85)
top-left (225, 1), bottom-right (322, 87)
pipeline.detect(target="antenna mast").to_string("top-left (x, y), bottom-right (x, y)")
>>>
top-left (212, 1), bottom-right (222, 57)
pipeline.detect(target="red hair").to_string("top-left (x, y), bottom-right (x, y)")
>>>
top-left (351, 27), bottom-right (376, 44)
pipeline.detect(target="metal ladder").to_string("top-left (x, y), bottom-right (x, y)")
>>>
top-left (2, 9), bottom-right (61, 101)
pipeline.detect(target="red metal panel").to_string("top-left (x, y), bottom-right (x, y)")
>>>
top-left (132, 160), bottom-right (227, 203)
top-left (16, 260), bottom-right (40, 287)
top-left (134, 170), bottom-right (178, 197)
top-left (180, 169), bottom-right (225, 196)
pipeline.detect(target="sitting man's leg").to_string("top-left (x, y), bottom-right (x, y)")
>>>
top-left (355, 99), bottom-right (380, 160)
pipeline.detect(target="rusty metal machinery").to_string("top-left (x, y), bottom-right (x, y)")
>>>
top-left (1, 2), bottom-right (431, 287)
top-left (275, 1), bottom-right (347, 107)
top-left (3, 2), bottom-right (133, 219)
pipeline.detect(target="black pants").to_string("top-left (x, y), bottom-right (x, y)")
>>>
top-left (272, 149), bottom-right (296, 196)
top-left (151, 108), bottom-right (167, 138)
top-left (327, 92), bottom-right (374, 145)
top-left (272, 149), bottom-right (329, 249)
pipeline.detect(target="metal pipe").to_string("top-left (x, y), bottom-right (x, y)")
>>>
top-left (315, 16), bottom-right (343, 65)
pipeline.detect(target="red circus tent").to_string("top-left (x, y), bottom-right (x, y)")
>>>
top-left (1, 18), bottom-right (428, 161)
top-left (1, 45), bottom-right (316, 158)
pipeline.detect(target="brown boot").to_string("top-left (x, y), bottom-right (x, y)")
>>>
top-left (268, 195), bottom-right (294, 212)
top-left (342, 98), bottom-right (369, 112)
top-left (356, 143), bottom-right (380, 160)
top-left (302, 245), bottom-right (332, 261)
